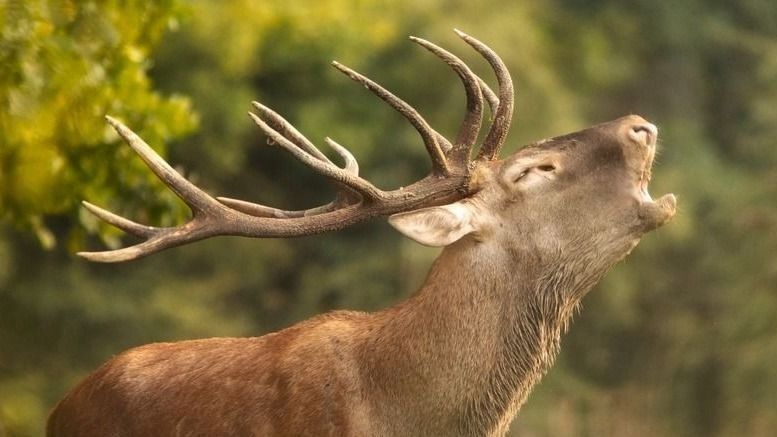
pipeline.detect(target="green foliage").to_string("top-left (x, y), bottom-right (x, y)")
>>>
top-left (0, 0), bottom-right (196, 249)
top-left (1, 0), bottom-right (776, 436)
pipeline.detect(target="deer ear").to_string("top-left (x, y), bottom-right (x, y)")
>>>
top-left (388, 201), bottom-right (479, 247)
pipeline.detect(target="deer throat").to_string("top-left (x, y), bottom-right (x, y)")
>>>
top-left (360, 241), bottom-right (605, 436)
top-left (458, 262), bottom-right (593, 435)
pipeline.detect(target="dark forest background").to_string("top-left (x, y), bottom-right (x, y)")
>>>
top-left (1, 1), bottom-right (776, 435)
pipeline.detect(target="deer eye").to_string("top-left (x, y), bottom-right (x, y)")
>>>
top-left (512, 170), bottom-right (528, 183)
top-left (511, 164), bottom-right (556, 184)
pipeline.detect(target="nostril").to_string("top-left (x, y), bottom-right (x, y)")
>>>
top-left (632, 125), bottom-right (655, 135)
top-left (628, 123), bottom-right (658, 145)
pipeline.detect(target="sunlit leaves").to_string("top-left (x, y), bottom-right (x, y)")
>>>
top-left (0, 0), bottom-right (196, 246)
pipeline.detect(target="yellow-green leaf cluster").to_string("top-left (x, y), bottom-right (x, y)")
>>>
top-left (0, 0), bottom-right (197, 247)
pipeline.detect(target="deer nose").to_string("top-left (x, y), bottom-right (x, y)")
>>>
top-left (628, 122), bottom-right (658, 147)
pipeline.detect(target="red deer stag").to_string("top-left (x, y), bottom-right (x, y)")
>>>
top-left (48, 30), bottom-right (676, 437)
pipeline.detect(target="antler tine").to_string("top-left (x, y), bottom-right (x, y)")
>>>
top-left (104, 116), bottom-right (226, 215)
top-left (216, 197), bottom-right (338, 218)
top-left (217, 136), bottom-right (359, 218)
top-left (478, 77), bottom-right (499, 119)
top-left (221, 103), bottom-right (363, 218)
top-left (409, 36), bottom-right (484, 167)
top-left (330, 61), bottom-right (450, 176)
top-left (325, 137), bottom-right (359, 176)
top-left (78, 221), bottom-right (215, 263)
top-left (81, 201), bottom-right (159, 238)
top-left (78, 117), bottom-right (238, 262)
top-left (454, 29), bottom-right (514, 161)
top-left (250, 101), bottom-right (332, 164)
top-left (248, 112), bottom-right (384, 202)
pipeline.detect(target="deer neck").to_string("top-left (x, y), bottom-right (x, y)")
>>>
top-left (361, 238), bottom-right (611, 434)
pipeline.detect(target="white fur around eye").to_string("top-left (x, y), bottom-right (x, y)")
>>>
top-left (512, 170), bottom-right (528, 183)
top-left (503, 160), bottom-right (557, 190)
top-left (503, 162), bottom-right (530, 184)
top-left (518, 170), bottom-right (554, 190)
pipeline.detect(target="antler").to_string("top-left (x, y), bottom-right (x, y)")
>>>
top-left (79, 31), bottom-right (514, 262)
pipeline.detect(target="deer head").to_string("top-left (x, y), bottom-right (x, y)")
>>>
top-left (55, 30), bottom-right (676, 437)
top-left (390, 115), bottom-right (675, 275)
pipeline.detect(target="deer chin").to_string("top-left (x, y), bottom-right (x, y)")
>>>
top-left (637, 192), bottom-right (676, 232)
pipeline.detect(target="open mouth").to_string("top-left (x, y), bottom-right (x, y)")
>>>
top-left (639, 153), bottom-right (654, 202)
top-left (635, 141), bottom-right (676, 230)
top-left (627, 121), bottom-right (659, 203)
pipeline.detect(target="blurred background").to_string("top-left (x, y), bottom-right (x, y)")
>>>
top-left (1, 0), bottom-right (776, 435)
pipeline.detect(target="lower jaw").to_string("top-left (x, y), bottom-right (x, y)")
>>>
top-left (638, 193), bottom-right (677, 231)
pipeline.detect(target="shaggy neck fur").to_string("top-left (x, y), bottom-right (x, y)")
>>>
top-left (359, 236), bottom-right (624, 436)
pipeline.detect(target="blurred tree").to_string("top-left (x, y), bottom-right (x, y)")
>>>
top-left (0, 0), bottom-right (198, 434)
top-left (0, 0), bottom-right (196, 250)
